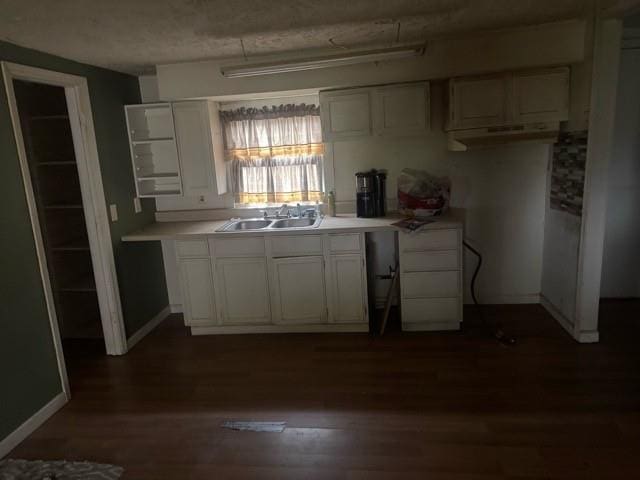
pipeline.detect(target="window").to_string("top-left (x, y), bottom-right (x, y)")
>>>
top-left (220, 104), bottom-right (324, 206)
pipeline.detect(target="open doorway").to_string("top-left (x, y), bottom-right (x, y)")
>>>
top-left (600, 19), bottom-right (640, 337)
top-left (13, 80), bottom-right (105, 357)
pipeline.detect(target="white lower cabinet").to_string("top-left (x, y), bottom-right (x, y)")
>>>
top-left (328, 254), bottom-right (367, 324)
top-left (215, 257), bottom-right (270, 325)
top-left (178, 257), bottom-right (216, 326)
top-left (270, 256), bottom-right (327, 325)
top-left (398, 228), bottom-right (463, 331)
top-left (175, 228), bottom-right (464, 335)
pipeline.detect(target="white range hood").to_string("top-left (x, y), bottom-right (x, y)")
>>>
top-left (447, 122), bottom-right (560, 151)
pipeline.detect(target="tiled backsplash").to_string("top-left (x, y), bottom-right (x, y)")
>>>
top-left (550, 131), bottom-right (588, 217)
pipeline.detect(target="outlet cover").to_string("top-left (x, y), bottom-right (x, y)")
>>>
top-left (134, 197), bottom-right (142, 213)
top-left (109, 204), bottom-right (118, 222)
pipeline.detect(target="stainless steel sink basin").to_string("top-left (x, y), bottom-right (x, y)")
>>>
top-left (216, 215), bottom-right (322, 232)
top-left (270, 217), bottom-right (319, 229)
top-left (220, 219), bottom-right (272, 231)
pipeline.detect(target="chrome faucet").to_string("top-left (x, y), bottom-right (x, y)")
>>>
top-left (276, 203), bottom-right (288, 218)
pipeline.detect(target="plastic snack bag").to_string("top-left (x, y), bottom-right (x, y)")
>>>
top-left (397, 168), bottom-right (450, 217)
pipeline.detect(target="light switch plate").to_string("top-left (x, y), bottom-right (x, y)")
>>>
top-left (134, 197), bottom-right (142, 213)
top-left (109, 204), bottom-right (118, 222)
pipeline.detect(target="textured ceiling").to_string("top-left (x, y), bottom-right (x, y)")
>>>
top-left (0, 0), bottom-right (597, 74)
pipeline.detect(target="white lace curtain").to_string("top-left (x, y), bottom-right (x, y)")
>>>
top-left (220, 104), bottom-right (324, 206)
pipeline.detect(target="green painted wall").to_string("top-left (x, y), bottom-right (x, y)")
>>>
top-left (0, 41), bottom-right (168, 442)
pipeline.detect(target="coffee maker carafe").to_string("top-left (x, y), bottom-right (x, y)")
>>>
top-left (356, 170), bottom-right (387, 218)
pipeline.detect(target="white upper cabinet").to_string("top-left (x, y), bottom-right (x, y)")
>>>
top-left (173, 101), bottom-right (227, 197)
top-left (320, 82), bottom-right (431, 141)
top-left (512, 68), bottom-right (570, 124)
top-left (320, 89), bottom-right (371, 141)
top-left (125, 100), bottom-right (226, 198)
top-left (449, 75), bottom-right (508, 130)
top-left (372, 83), bottom-right (430, 136)
top-left (447, 67), bottom-right (570, 131)
top-left (125, 103), bottom-right (182, 197)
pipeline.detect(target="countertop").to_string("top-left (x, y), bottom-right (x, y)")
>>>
top-left (121, 214), bottom-right (463, 242)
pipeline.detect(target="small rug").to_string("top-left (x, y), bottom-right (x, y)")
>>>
top-left (221, 421), bottom-right (286, 433)
top-left (0, 459), bottom-right (123, 479)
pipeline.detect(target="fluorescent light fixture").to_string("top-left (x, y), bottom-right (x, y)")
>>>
top-left (221, 45), bottom-right (426, 78)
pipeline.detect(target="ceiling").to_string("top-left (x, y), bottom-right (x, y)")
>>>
top-left (0, 0), bottom-right (601, 75)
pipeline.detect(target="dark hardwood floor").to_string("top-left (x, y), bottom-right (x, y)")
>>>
top-left (8, 301), bottom-right (640, 479)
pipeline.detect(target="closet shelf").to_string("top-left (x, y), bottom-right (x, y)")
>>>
top-left (56, 275), bottom-right (96, 293)
top-left (44, 204), bottom-right (84, 210)
top-left (131, 137), bottom-right (175, 145)
top-left (37, 161), bottom-right (77, 166)
top-left (52, 239), bottom-right (90, 252)
top-left (29, 114), bottom-right (69, 121)
top-left (137, 173), bottom-right (180, 180)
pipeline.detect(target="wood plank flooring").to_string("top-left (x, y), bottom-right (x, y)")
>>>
top-left (7, 302), bottom-right (640, 479)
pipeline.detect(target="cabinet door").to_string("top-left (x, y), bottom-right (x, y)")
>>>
top-left (449, 75), bottom-right (508, 130)
top-left (373, 83), bottom-right (430, 136)
top-left (328, 254), bottom-right (366, 324)
top-left (172, 101), bottom-right (226, 197)
top-left (215, 258), bottom-right (270, 325)
top-left (179, 258), bottom-right (215, 326)
top-left (271, 256), bottom-right (326, 324)
top-left (512, 68), bottom-right (570, 124)
top-left (319, 90), bottom-right (371, 141)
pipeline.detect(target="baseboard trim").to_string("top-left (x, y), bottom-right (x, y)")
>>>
top-left (126, 305), bottom-right (170, 351)
top-left (540, 295), bottom-right (599, 343)
top-left (540, 294), bottom-right (575, 336)
top-left (0, 392), bottom-right (67, 459)
top-left (466, 293), bottom-right (541, 305)
top-left (191, 323), bottom-right (369, 335)
top-left (170, 303), bottom-right (183, 314)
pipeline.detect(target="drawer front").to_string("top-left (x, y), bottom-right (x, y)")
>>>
top-left (402, 250), bottom-right (459, 272)
top-left (402, 271), bottom-right (460, 299)
top-left (176, 240), bottom-right (209, 258)
top-left (329, 233), bottom-right (362, 253)
top-left (271, 235), bottom-right (323, 257)
top-left (212, 237), bottom-right (265, 257)
top-left (402, 297), bottom-right (460, 324)
top-left (400, 229), bottom-right (459, 252)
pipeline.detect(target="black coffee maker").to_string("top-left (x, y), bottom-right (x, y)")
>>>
top-left (356, 170), bottom-right (387, 218)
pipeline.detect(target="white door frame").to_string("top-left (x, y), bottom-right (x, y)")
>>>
top-left (2, 61), bottom-right (128, 376)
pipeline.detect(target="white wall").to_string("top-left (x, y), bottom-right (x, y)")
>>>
top-left (601, 47), bottom-right (640, 298)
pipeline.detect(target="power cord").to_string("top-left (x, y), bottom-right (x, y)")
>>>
top-left (463, 240), bottom-right (516, 346)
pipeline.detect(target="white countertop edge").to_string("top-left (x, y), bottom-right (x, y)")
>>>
top-left (121, 214), bottom-right (464, 242)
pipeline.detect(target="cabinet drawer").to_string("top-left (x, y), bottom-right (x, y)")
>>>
top-left (176, 240), bottom-right (209, 258)
top-left (400, 229), bottom-right (459, 252)
top-left (401, 271), bottom-right (460, 298)
top-left (212, 237), bottom-right (264, 257)
top-left (329, 234), bottom-right (362, 253)
top-left (271, 235), bottom-right (323, 257)
top-left (402, 298), bottom-right (460, 323)
top-left (402, 250), bottom-right (459, 272)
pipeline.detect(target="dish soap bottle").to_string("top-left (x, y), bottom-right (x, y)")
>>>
top-left (327, 190), bottom-right (336, 217)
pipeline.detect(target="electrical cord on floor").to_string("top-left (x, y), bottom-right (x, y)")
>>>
top-left (463, 240), bottom-right (516, 346)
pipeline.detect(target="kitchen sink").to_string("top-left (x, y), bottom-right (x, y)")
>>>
top-left (217, 216), bottom-right (322, 232)
top-left (270, 217), bottom-right (319, 229)
top-left (219, 219), bottom-right (273, 231)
